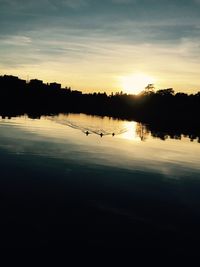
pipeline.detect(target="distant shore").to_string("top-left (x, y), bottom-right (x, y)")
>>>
top-left (0, 74), bottom-right (200, 141)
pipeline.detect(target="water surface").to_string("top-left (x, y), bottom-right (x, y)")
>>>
top-left (0, 113), bottom-right (200, 249)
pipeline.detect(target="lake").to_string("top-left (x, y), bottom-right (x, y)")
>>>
top-left (0, 113), bottom-right (200, 249)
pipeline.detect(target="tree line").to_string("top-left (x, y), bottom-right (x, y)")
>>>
top-left (0, 75), bottom-right (200, 129)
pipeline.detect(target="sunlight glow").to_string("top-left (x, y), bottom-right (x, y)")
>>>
top-left (119, 121), bottom-right (141, 141)
top-left (120, 73), bottom-right (155, 94)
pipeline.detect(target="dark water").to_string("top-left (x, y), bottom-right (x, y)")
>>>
top-left (0, 114), bottom-right (200, 250)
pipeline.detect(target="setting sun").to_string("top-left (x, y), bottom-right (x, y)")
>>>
top-left (120, 73), bottom-right (155, 95)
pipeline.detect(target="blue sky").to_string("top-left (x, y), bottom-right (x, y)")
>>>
top-left (0, 0), bottom-right (200, 93)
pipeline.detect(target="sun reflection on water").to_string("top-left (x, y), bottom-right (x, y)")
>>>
top-left (49, 113), bottom-right (147, 141)
top-left (0, 114), bottom-right (150, 142)
top-left (119, 121), bottom-right (141, 141)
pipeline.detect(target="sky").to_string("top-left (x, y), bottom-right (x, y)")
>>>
top-left (0, 0), bottom-right (200, 94)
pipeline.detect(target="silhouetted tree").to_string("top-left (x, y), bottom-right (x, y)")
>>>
top-left (156, 88), bottom-right (174, 96)
top-left (144, 84), bottom-right (155, 95)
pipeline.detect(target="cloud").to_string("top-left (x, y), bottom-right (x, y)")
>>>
top-left (1, 35), bottom-right (32, 46)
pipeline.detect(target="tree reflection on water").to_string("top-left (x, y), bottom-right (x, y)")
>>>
top-left (136, 122), bottom-right (200, 143)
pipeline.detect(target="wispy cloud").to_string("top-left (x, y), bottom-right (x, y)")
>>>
top-left (1, 35), bottom-right (32, 46)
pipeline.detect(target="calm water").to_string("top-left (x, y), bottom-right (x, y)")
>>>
top-left (0, 113), bottom-right (200, 249)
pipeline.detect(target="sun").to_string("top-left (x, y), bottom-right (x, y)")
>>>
top-left (120, 73), bottom-right (155, 95)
